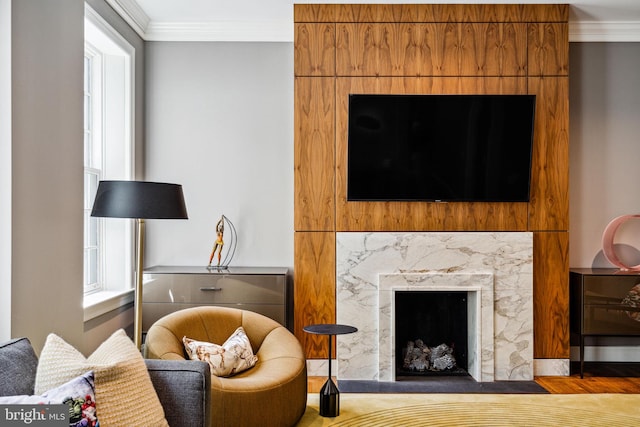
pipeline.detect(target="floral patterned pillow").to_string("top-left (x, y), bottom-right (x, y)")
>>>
top-left (0, 370), bottom-right (98, 427)
top-left (183, 327), bottom-right (258, 377)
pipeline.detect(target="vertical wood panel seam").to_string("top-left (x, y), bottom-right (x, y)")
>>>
top-left (526, 23), bottom-right (530, 232)
top-left (333, 23), bottom-right (337, 235)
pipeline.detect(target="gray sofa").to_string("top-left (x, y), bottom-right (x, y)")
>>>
top-left (0, 337), bottom-right (211, 427)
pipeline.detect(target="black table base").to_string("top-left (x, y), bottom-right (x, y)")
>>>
top-left (320, 377), bottom-right (340, 417)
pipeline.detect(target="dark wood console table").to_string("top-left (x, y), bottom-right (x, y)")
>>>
top-left (570, 268), bottom-right (640, 378)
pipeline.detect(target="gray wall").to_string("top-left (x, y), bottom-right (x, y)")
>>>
top-left (570, 43), bottom-right (640, 270)
top-left (144, 42), bottom-right (294, 269)
top-left (569, 42), bottom-right (640, 361)
top-left (11, 0), bottom-right (85, 352)
top-left (569, 43), bottom-right (640, 362)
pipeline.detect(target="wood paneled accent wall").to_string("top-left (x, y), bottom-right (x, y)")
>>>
top-left (294, 4), bottom-right (569, 361)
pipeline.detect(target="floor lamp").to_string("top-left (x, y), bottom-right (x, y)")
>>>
top-left (91, 180), bottom-right (188, 349)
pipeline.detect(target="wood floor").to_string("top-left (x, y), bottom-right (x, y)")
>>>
top-left (308, 374), bottom-right (640, 394)
top-left (535, 374), bottom-right (640, 393)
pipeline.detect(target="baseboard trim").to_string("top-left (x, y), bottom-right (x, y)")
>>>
top-left (307, 359), bottom-right (335, 377)
top-left (534, 359), bottom-right (570, 376)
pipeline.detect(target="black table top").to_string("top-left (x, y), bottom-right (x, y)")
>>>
top-left (303, 324), bottom-right (358, 335)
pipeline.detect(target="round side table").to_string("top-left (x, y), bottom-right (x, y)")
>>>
top-left (303, 323), bottom-right (357, 417)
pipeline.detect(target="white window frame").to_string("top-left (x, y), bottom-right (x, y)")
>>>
top-left (83, 3), bottom-right (136, 320)
top-left (84, 43), bottom-right (102, 294)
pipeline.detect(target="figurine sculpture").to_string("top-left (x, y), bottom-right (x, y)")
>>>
top-left (208, 216), bottom-right (225, 267)
top-left (207, 215), bottom-right (237, 269)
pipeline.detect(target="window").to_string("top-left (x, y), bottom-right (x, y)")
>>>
top-left (84, 45), bottom-right (101, 293)
top-left (83, 4), bottom-right (135, 315)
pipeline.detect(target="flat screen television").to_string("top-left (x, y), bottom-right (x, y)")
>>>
top-left (347, 94), bottom-right (536, 202)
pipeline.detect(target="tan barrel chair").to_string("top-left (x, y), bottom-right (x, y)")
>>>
top-left (145, 306), bottom-right (307, 427)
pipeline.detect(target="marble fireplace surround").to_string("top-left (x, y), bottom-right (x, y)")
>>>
top-left (336, 232), bottom-right (534, 382)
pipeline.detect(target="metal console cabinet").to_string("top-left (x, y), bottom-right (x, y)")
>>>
top-left (570, 268), bottom-right (640, 378)
top-left (142, 266), bottom-right (289, 333)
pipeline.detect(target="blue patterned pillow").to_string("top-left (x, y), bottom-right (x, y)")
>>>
top-left (0, 371), bottom-right (98, 427)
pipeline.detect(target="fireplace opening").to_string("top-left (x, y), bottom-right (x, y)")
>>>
top-left (395, 291), bottom-right (469, 378)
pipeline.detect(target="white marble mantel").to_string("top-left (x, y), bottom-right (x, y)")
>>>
top-left (377, 272), bottom-right (494, 382)
top-left (336, 232), bottom-right (534, 382)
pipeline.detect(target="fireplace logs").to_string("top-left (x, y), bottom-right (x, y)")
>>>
top-left (402, 340), bottom-right (457, 373)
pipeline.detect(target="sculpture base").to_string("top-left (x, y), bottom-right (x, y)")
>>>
top-left (206, 265), bottom-right (229, 270)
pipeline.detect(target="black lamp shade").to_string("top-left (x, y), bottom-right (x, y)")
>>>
top-left (91, 180), bottom-right (188, 219)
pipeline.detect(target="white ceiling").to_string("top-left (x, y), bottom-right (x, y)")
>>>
top-left (105, 0), bottom-right (640, 42)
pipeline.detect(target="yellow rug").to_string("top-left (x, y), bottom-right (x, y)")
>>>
top-left (296, 393), bottom-right (640, 426)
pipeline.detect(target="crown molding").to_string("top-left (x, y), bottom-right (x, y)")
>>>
top-left (138, 20), bottom-right (640, 43)
top-left (144, 21), bottom-right (293, 42)
top-left (105, 0), bottom-right (150, 40)
top-left (570, 21), bottom-right (640, 42)
top-left (106, 1), bottom-right (640, 43)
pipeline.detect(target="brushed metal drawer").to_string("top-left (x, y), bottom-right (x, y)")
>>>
top-left (143, 274), bottom-right (285, 304)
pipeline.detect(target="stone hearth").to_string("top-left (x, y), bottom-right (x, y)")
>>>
top-left (336, 232), bottom-right (534, 382)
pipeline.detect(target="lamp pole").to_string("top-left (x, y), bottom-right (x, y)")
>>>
top-left (134, 218), bottom-right (145, 350)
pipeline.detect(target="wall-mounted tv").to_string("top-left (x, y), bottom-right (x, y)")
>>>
top-left (347, 94), bottom-right (536, 202)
